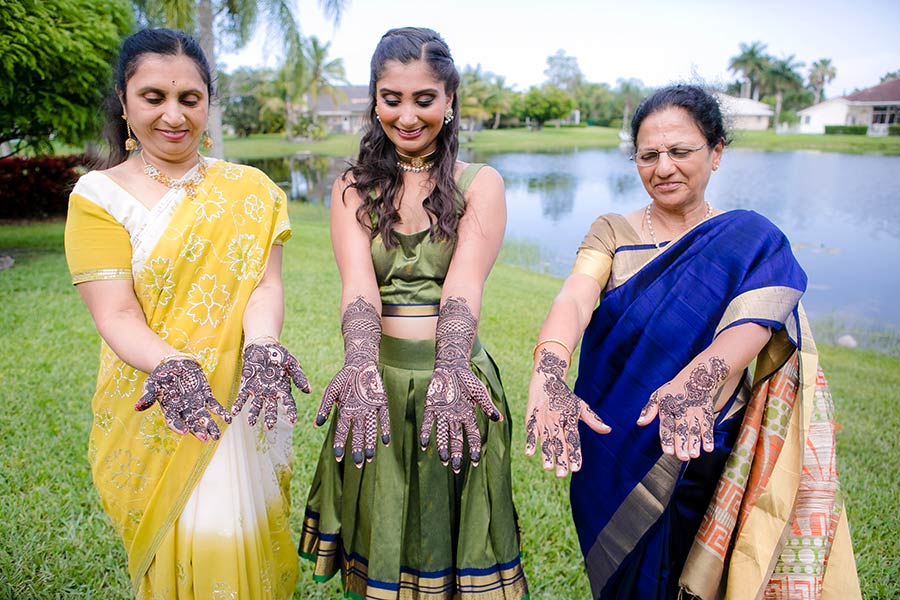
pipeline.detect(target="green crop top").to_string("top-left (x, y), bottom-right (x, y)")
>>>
top-left (371, 163), bottom-right (485, 317)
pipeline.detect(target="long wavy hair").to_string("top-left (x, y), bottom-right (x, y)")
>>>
top-left (344, 27), bottom-right (461, 248)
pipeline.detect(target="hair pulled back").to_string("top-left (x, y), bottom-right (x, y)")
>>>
top-left (102, 28), bottom-right (213, 166)
top-left (345, 27), bottom-right (461, 248)
top-left (630, 84), bottom-right (730, 149)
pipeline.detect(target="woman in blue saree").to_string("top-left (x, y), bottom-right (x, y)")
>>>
top-left (525, 85), bottom-right (859, 599)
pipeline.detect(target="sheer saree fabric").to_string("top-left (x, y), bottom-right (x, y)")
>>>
top-left (65, 160), bottom-right (297, 598)
top-left (569, 210), bottom-right (859, 599)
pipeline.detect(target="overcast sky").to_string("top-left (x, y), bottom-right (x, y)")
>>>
top-left (219, 0), bottom-right (900, 98)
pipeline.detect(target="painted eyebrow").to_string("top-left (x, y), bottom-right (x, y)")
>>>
top-left (378, 87), bottom-right (439, 96)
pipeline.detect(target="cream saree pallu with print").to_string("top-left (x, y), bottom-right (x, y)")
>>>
top-left (65, 160), bottom-right (297, 598)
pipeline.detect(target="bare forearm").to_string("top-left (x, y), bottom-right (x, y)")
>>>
top-left (242, 280), bottom-right (284, 343)
top-left (680, 322), bottom-right (771, 383)
top-left (95, 308), bottom-right (174, 373)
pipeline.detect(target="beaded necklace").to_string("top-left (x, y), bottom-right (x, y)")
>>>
top-left (645, 202), bottom-right (713, 249)
top-left (396, 150), bottom-right (437, 173)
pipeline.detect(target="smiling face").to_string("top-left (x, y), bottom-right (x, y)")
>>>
top-left (375, 59), bottom-right (452, 157)
top-left (635, 106), bottom-right (723, 212)
top-left (121, 53), bottom-right (209, 166)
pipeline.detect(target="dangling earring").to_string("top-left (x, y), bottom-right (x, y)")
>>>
top-left (443, 106), bottom-right (454, 125)
top-left (122, 114), bottom-right (138, 152)
top-left (202, 130), bottom-right (213, 150)
top-left (374, 109), bottom-right (381, 122)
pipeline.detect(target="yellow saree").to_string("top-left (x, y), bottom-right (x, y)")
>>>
top-left (64, 159), bottom-right (298, 598)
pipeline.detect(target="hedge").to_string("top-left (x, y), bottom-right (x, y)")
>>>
top-left (889, 124), bottom-right (900, 137)
top-left (0, 155), bottom-right (91, 219)
top-left (824, 125), bottom-right (868, 135)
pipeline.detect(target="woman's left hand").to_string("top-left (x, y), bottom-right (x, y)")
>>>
top-left (232, 340), bottom-right (310, 429)
top-left (637, 356), bottom-right (730, 461)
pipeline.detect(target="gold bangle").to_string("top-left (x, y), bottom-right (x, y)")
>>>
top-left (245, 335), bottom-right (280, 348)
top-left (533, 338), bottom-right (572, 362)
top-left (157, 351), bottom-right (196, 368)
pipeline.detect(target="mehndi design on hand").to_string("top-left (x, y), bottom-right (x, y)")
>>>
top-left (525, 348), bottom-right (606, 474)
top-left (135, 356), bottom-right (231, 442)
top-left (640, 356), bottom-right (730, 460)
top-left (317, 297), bottom-right (390, 467)
top-left (232, 340), bottom-right (310, 429)
top-left (420, 297), bottom-right (501, 474)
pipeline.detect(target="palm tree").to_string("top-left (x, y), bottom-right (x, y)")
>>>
top-left (808, 58), bottom-right (837, 104)
top-left (615, 78), bottom-right (645, 130)
top-left (729, 41), bottom-right (769, 100)
top-left (763, 55), bottom-right (805, 126)
top-left (279, 35), bottom-right (347, 140)
top-left (133, 0), bottom-right (347, 157)
top-left (482, 75), bottom-right (515, 130)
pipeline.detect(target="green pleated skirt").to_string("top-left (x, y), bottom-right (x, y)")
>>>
top-left (299, 335), bottom-right (528, 600)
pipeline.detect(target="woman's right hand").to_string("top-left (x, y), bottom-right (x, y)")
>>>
top-left (135, 356), bottom-right (231, 442)
top-left (525, 348), bottom-right (610, 477)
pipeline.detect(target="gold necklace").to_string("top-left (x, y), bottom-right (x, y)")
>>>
top-left (141, 151), bottom-right (208, 199)
top-left (396, 150), bottom-right (437, 173)
top-left (645, 202), bottom-right (713, 249)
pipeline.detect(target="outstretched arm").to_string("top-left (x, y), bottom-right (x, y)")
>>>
top-left (232, 246), bottom-right (311, 429)
top-left (314, 176), bottom-right (389, 466)
top-left (419, 166), bottom-right (506, 473)
top-left (524, 272), bottom-right (611, 477)
top-left (637, 322), bottom-right (772, 461)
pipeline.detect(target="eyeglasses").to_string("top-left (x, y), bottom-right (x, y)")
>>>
top-left (631, 144), bottom-right (707, 167)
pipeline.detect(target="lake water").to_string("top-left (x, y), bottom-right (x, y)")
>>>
top-left (244, 148), bottom-right (900, 352)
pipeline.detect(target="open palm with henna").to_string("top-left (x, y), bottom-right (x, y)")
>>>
top-left (316, 297), bottom-right (391, 467)
top-left (420, 297), bottom-right (501, 474)
top-left (136, 356), bottom-right (231, 442)
top-left (525, 348), bottom-right (610, 476)
top-left (638, 356), bottom-right (730, 461)
top-left (232, 340), bottom-right (310, 429)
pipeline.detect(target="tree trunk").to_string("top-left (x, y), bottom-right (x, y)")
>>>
top-left (814, 84), bottom-right (823, 104)
top-left (492, 111), bottom-right (501, 129)
top-left (752, 82), bottom-right (760, 101)
top-left (774, 90), bottom-right (783, 127)
top-left (197, 0), bottom-right (224, 158)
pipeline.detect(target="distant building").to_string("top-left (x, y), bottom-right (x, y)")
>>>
top-left (797, 78), bottom-right (900, 135)
top-left (312, 85), bottom-right (370, 134)
top-left (714, 92), bottom-right (773, 130)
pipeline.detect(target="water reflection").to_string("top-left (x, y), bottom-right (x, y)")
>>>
top-left (237, 148), bottom-right (900, 352)
top-left (240, 154), bottom-right (346, 204)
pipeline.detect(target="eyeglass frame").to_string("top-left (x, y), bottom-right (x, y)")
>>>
top-left (630, 144), bottom-right (708, 167)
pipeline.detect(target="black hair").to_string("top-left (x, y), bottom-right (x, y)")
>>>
top-left (344, 27), bottom-right (461, 248)
top-left (102, 28), bottom-right (213, 166)
top-left (630, 84), bottom-right (730, 148)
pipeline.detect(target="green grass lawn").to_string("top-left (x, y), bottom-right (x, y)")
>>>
top-left (1, 204), bottom-right (897, 598)
top-left (221, 127), bottom-right (900, 159)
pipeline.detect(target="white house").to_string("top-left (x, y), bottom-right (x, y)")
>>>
top-left (714, 93), bottom-right (773, 130)
top-left (797, 78), bottom-right (900, 135)
top-left (312, 85), bottom-right (370, 134)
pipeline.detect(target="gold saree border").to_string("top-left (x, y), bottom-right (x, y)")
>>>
top-left (72, 268), bottom-right (132, 284)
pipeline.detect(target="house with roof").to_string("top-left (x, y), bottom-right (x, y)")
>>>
top-left (713, 92), bottom-right (773, 130)
top-left (312, 85), bottom-right (370, 134)
top-left (797, 78), bottom-right (900, 135)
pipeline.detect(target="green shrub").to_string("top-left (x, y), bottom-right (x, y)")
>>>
top-left (888, 124), bottom-right (900, 137)
top-left (824, 125), bottom-right (868, 135)
top-left (0, 155), bottom-right (91, 219)
top-left (560, 122), bottom-right (588, 128)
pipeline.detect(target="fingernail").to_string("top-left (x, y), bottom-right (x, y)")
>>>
top-left (315, 415), bottom-right (326, 426)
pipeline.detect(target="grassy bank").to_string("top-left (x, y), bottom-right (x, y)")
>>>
top-left (221, 127), bottom-right (900, 159)
top-left (1, 204), bottom-right (897, 597)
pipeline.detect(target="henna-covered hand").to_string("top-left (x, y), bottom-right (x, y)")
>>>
top-left (637, 356), bottom-right (730, 461)
top-left (524, 348), bottom-right (610, 476)
top-left (135, 357), bottom-right (231, 442)
top-left (316, 297), bottom-right (390, 467)
top-left (420, 297), bottom-right (501, 474)
top-left (231, 340), bottom-right (310, 429)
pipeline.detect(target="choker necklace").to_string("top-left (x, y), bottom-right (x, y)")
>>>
top-left (141, 151), bottom-right (208, 199)
top-left (645, 202), bottom-right (713, 249)
top-left (396, 150), bottom-right (437, 173)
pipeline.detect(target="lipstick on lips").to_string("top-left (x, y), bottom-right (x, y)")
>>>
top-left (396, 127), bottom-right (424, 140)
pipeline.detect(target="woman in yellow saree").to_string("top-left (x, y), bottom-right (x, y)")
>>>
top-left (64, 29), bottom-right (306, 598)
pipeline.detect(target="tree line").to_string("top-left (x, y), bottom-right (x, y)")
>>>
top-left (3, 0), bottom-right (899, 157)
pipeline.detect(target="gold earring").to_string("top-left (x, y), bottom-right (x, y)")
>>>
top-left (444, 106), bottom-right (454, 125)
top-left (202, 130), bottom-right (213, 150)
top-left (122, 114), bottom-right (138, 152)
